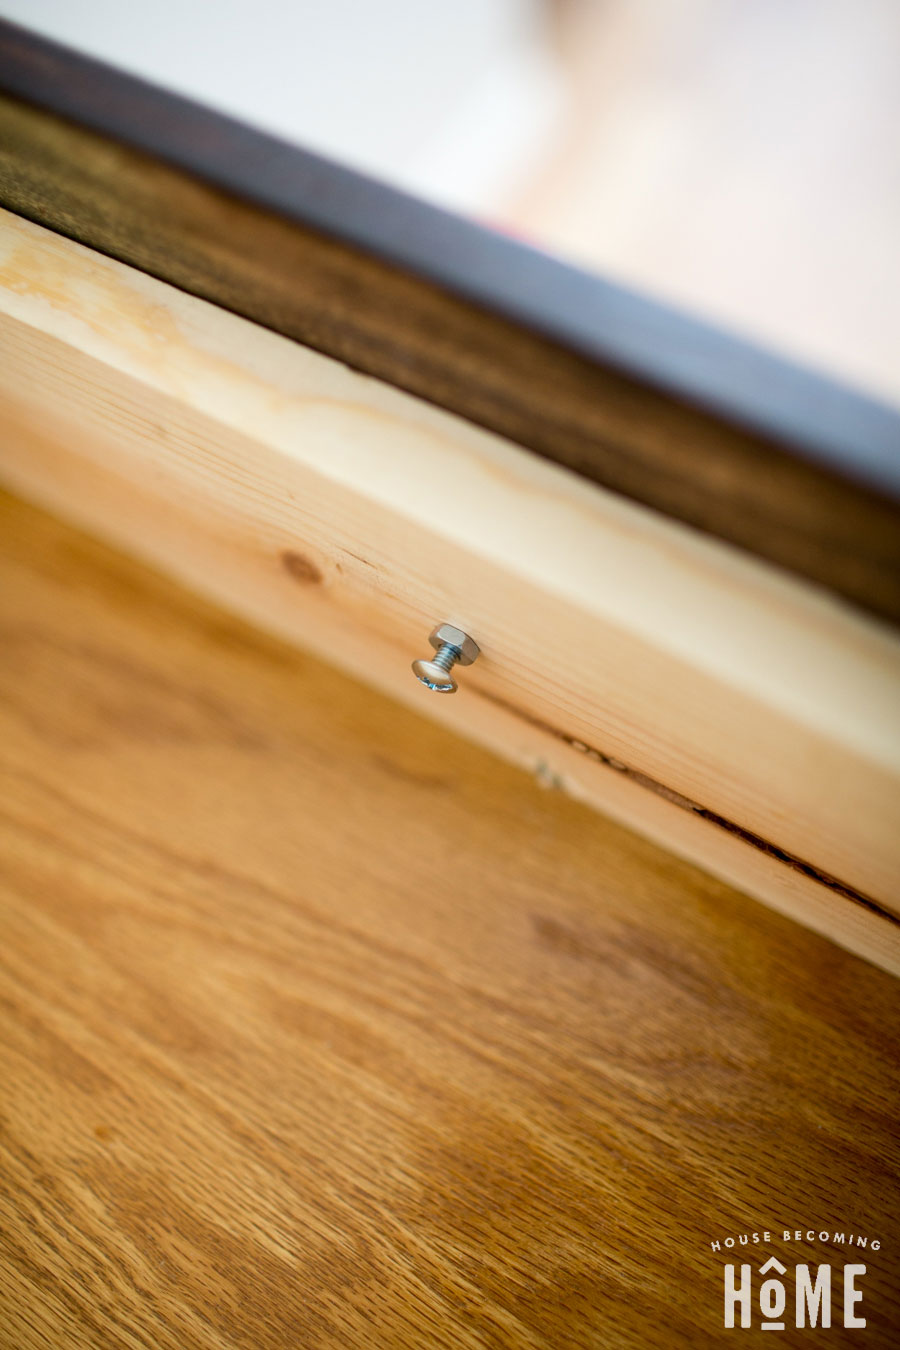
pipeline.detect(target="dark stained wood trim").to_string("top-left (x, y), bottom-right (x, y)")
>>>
top-left (1, 18), bottom-right (899, 622)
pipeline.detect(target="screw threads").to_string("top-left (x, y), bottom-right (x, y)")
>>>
top-left (432, 644), bottom-right (460, 674)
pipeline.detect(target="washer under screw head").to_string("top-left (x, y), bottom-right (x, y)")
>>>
top-left (412, 623), bottom-right (480, 693)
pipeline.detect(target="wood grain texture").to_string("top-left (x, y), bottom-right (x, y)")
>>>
top-left (1, 19), bottom-right (900, 624)
top-left (1, 208), bottom-right (899, 974)
top-left (1, 490), bottom-right (899, 1349)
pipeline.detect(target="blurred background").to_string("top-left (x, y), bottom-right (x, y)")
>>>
top-left (4, 0), bottom-right (898, 402)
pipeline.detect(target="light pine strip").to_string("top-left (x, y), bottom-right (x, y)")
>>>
top-left (0, 208), bottom-right (898, 968)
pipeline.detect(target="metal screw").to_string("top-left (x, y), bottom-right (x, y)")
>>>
top-left (412, 622), bottom-right (480, 693)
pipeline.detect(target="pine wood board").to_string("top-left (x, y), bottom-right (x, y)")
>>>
top-left (0, 210), bottom-right (898, 973)
top-left (1, 490), bottom-right (899, 1348)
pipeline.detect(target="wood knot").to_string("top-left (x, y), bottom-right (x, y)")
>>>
top-left (280, 549), bottom-right (322, 585)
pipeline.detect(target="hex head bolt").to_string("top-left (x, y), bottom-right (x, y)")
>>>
top-left (412, 623), bottom-right (480, 693)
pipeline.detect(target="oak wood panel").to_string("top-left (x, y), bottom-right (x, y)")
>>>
top-left (1, 491), bottom-right (899, 1348)
top-left (1, 208), bottom-right (899, 972)
top-left (1, 19), bottom-right (900, 624)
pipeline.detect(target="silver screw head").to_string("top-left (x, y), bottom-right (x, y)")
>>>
top-left (428, 624), bottom-right (480, 666)
top-left (411, 657), bottom-right (458, 693)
